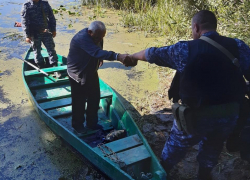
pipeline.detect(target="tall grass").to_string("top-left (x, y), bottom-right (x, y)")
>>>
top-left (82, 0), bottom-right (250, 45)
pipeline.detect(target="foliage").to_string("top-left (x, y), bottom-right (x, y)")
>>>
top-left (82, 0), bottom-right (250, 45)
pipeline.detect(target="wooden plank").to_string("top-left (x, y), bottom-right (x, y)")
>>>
top-left (40, 97), bottom-right (72, 110)
top-left (115, 145), bottom-right (151, 166)
top-left (48, 106), bottom-right (113, 129)
top-left (49, 107), bottom-right (113, 119)
top-left (24, 65), bottom-right (67, 76)
top-left (36, 88), bottom-right (112, 103)
top-left (25, 48), bottom-right (49, 60)
top-left (28, 76), bottom-right (69, 89)
top-left (47, 106), bottom-right (72, 117)
top-left (94, 134), bottom-right (143, 155)
top-left (34, 84), bottom-right (71, 103)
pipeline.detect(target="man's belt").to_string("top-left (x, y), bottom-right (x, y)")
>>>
top-left (172, 102), bottom-right (240, 135)
top-left (39, 29), bottom-right (51, 33)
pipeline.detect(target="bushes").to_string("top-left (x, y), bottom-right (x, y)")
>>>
top-left (82, 0), bottom-right (250, 45)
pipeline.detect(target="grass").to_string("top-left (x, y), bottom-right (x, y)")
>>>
top-left (81, 0), bottom-right (250, 45)
top-left (81, 0), bottom-right (250, 77)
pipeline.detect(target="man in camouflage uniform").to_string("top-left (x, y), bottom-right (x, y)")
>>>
top-left (123, 10), bottom-right (250, 179)
top-left (21, 0), bottom-right (58, 69)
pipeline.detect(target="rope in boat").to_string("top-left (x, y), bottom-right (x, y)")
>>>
top-left (97, 143), bottom-right (135, 178)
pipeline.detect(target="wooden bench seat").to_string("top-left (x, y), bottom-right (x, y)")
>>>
top-left (24, 65), bottom-right (67, 76)
top-left (38, 90), bottom-right (113, 108)
top-left (115, 145), bottom-right (151, 167)
top-left (93, 134), bottom-right (143, 155)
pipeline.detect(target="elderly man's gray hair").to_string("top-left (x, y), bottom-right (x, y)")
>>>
top-left (88, 21), bottom-right (106, 33)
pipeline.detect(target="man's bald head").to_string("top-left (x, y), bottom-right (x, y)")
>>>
top-left (192, 10), bottom-right (217, 31)
top-left (191, 10), bottom-right (217, 39)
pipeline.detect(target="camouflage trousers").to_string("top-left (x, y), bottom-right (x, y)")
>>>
top-left (31, 32), bottom-right (58, 65)
top-left (161, 114), bottom-right (238, 171)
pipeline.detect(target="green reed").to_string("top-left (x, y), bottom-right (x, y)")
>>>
top-left (82, 0), bottom-right (250, 45)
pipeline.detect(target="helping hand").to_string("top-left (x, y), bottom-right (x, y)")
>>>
top-left (117, 53), bottom-right (129, 63)
top-left (117, 54), bottom-right (138, 67)
top-left (123, 55), bottom-right (138, 67)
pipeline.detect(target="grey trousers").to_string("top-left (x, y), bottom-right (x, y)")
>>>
top-left (31, 32), bottom-right (58, 65)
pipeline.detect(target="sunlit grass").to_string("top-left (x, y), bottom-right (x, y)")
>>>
top-left (81, 0), bottom-right (250, 45)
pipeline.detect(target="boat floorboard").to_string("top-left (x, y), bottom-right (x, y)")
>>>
top-left (39, 90), bottom-right (112, 111)
top-left (34, 84), bottom-right (112, 103)
top-left (115, 145), bottom-right (151, 166)
top-left (28, 76), bottom-right (69, 90)
top-left (24, 65), bottom-right (67, 76)
top-left (55, 108), bottom-right (113, 132)
top-left (94, 134), bottom-right (143, 155)
top-left (47, 105), bottom-right (72, 117)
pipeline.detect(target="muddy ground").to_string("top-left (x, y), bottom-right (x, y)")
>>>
top-left (0, 0), bottom-right (249, 180)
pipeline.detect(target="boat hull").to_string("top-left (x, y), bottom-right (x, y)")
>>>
top-left (22, 48), bottom-right (167, 180)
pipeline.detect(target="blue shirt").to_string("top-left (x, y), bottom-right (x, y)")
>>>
top-left (145, 31), bottom-right (250, 77)
top-left (21, 0), bottom-right (56, 38)
top-left (67, 28), bottom-right (118, 83)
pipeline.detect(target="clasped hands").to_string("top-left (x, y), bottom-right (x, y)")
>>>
top-left (117, 54), bottom-right (138, 67)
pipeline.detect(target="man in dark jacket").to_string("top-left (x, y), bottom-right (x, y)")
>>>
top-left (67, 21), bottom-right (128, 134)
top-left (21, 0), bottom-right (58, 70)
top-left (123, 10), bottom-right (250, 179)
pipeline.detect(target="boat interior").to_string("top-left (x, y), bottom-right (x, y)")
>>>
top-left (23, 48), bottom-right (165, 179)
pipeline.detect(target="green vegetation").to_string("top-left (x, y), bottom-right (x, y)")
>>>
top-left (82, 0), bottom-right (250, 45)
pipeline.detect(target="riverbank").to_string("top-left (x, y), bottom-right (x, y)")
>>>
top-left (0, 0), bottom-right (249, 179)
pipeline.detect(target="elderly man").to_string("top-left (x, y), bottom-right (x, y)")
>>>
top-left (124, 10), bottom-right (250, 179)
top-left (67, 21), bottom-right (127, 134)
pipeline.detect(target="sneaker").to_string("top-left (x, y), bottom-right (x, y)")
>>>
top-left (86, 124), bottom-right (103, 131)
top-left (73, 125), bottom-right (86, 134)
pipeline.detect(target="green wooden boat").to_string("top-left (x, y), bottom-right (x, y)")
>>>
top-left (22, 48), bottom-right (167, 180)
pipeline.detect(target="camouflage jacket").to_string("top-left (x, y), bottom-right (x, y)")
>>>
top-left (21, 0), bottom-right (56, 38)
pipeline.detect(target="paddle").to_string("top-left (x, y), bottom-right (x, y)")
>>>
top-left (20, 57), bottom-right (49, 76)
top-left (20, 58), bottom-right (71, 92)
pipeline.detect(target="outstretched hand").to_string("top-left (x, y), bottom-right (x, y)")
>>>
top-left (117, 54), bottom-right (138, 67)
top-left (117, 54), bottom-right (128, 63)
top-left (123, 55), bottom-right (138, 67)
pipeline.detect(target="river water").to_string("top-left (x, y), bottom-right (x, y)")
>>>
top-left (0, 0), bottom-right (164, 179)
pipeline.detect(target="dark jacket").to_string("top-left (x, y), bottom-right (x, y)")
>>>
top-left (67, 28), bottom-right (117, 84)
top-left (21, 0), bottom-right (56, 38)
top-left (179, 33), bottom-right (246, 108)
